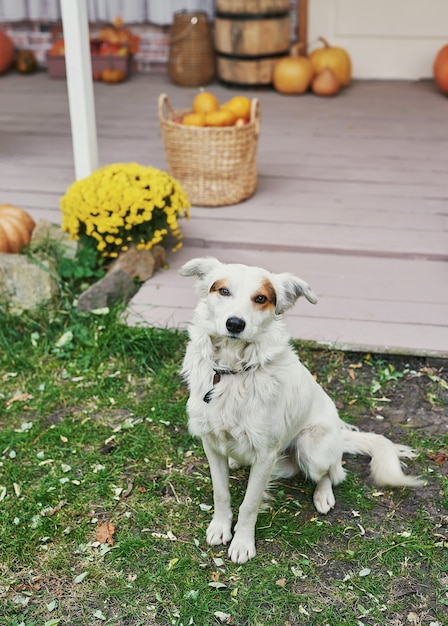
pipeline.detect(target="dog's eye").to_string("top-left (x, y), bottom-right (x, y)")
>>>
top-left (219, 287), bottom-right (231, 297)
top-left (254, 294), bottom-right (268, 304)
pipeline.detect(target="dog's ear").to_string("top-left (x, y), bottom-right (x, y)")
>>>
top-left (179, 257), bottom-right (222, 279)
top-left (274, 273), bottom-right (317, 314)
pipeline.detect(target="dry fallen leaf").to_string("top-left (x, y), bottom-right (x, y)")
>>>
top-left (6, 392), bottom-right (33, 407)
top-left (428, 449), bottom-right (448, 465)
top-left (96, 521), bottom-right (116, 545)
top-left (123, 482), bottom-right (133, 498)
top-left (42, 500), bottom-right (67, 517)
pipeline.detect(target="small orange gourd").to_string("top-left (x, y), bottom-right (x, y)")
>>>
top-left (311, 67), bottom-right (341, 97)
top-left (433, 44), bottom-right (448, 94)
top-left (0, 204), bottom-right (36, 253)
top-left (205, 109), bottom-right (236, 127)
top-left (221, 96), bottom-right (251, 121)
top-left (182, 112), bottom-right (207, 127)
top-left (273, 44), bottom-right (314, 95)
top-left (193, 92), bottom-right (220, 114)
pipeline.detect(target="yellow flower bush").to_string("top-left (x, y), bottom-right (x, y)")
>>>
top-left (60, 163), bottom-right (191, 259)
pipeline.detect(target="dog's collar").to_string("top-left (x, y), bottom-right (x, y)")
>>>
top-left (203, 365), bottom-right (253, 403)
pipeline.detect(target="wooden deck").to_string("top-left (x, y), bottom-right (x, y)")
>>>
top-left (1, 72), bottom-right (447, 357)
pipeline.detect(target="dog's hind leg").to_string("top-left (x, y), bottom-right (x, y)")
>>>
top-left (313, 461), bottom-right (346, 513)
top-left (295, 425), bottom-right (346, 514)
top-left (202, 438), bottom-right (233, 547)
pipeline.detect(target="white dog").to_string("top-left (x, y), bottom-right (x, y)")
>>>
top-left (180, 257), bottom-right (422, 564)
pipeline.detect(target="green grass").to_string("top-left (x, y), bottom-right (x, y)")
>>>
top-left (0, 302), bottom-right (447, 626)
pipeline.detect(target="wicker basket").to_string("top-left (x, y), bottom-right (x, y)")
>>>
top-left (158, 93), bottom-right (261, 207)
top-left (168, 11), bottom-right (215, 87)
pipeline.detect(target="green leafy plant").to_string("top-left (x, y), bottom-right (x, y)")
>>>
top-left (57, 235), bottom-right (106, 284)
top-left (370, 362), bottom-right (405, 394)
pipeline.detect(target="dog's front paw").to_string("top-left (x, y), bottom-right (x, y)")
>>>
top-left (313, 484), bottom-right (336, 514)
top-left (206, 518), bottom-right (232, 546)
top-left (228, 535), bottom-right (256, 564)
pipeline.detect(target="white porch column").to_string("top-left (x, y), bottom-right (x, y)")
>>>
top-left (60, 0), bottom-right (99, 180)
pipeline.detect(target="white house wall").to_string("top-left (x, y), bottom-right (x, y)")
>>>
top-left (308, 0), bottom-right (448, 79)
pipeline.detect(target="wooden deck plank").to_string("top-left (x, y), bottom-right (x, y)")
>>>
top-left (133, 245), bottom-right (448, 304)
top-left (131, 283), bottom-right (448, 327)
top-left (1, 72), bottom-right (447, 356)
top-left (180, 217), bottom-right (447, 259)
top-left (125, 244), bottom-right (448, 357)
top-left (188, 204), bottom-right (444, 231)
top-left (125, 304), bottom-right (448, 357)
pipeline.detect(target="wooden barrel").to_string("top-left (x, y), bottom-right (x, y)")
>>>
top-left (214, 0), bottom-right (291, 87)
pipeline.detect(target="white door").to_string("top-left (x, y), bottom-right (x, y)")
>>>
top-left (308, 0), bottom-right (448, 79)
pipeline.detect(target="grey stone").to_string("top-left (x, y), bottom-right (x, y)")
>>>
top-left (77, 269), bottom-right (140, 312)
top-left (76, 245), bottom-right (167, 313)
top-left (29, 219), bottom-right (78, 259)
top-left (107, 244), bottom-right (166, 280)
top-left (0, 253), bottom-right (59, 314)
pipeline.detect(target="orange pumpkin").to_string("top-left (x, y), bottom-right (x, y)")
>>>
top-left (273, 44), bottom-right (314, 94)
top-left (0, 30), bottom-right (14, 75)
top-left (309, 37), bottom-right (352, 87)
top-left (0, 205), bottom-right (36, 253)
top-left (433, 44), bottom-right (448, 94)
top-left (101, 67), bottom-right (126, 83)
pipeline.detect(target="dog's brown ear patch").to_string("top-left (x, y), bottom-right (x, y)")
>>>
top-left (251, 278), bottom-right (277, 311)
top-left (210, 279), bottom-right (229, 294)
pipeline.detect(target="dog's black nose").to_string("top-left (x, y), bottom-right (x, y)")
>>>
top-left (226, 317), bottom-right (246, 334)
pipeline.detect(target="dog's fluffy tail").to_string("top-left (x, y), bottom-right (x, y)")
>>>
top-left (341, 429), bottom-right (423, 488)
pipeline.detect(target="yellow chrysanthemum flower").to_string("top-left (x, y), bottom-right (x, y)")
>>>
top-left (60, 162), bottom-right (191, 259)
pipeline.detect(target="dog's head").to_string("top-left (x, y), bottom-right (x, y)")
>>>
top-left (179, 257), bottom-right (317, 341)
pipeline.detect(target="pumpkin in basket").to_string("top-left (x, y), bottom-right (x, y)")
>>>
top-left (221, 96), bottom-right (251, 121)
top-left (0, 204), bottom-right (36, 253)
top-left (205, 109), bottom-right (236, 126)
top-left (16, 50), bottom-right (38, 74)
top-left (0, 30), bottom-right (14, 74)
top-left (182, 112), bottom-right (207, 126)
top-left (193, 91), bottom-right (220, 114)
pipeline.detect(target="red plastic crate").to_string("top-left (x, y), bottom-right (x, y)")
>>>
top-left (46, 53), bottom-right (132, 79)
